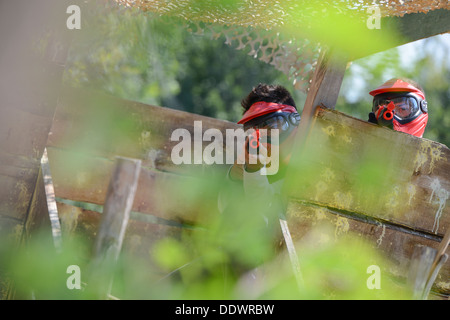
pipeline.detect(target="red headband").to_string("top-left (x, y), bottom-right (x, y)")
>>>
top-left (238, 102), bottom-right (297, 124)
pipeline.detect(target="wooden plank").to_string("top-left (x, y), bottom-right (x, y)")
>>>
top-left (5, 165), bottom-right (54, 300)
top-left (22, 168), bottom-right (53, 241)
top-left (0, 159), bottom-right (39, 223)
top-left (286, 106), bottom-right (450, 237)
top-left (303, 48), bottom-right (348, 114)
top-left (407, 245), bottom-right (437, 299)
top-left (56, 200), bottom-right (200, 298)
top-left (288, 48), bottom-right (348, 179)
top-left (48, 137), bottom-right (449, 293)
top-left (353, 8), bottom-right (450, 61)
top-left (56, 201), bottom-right (193, 272)
top-left (89, 157), bottom-right (141, 299)
top-left (293, 48), bottom-right (347, 144)
top-left (93, 157), bottom-right (142, 260)
top-left (0, 106), bottom-right (57, 225)
top-left (286, 201), bottom-right (450, 295)
top-left (47, 87), bottom-right (241, 175)
top-left (40, 148), bottom-right (63, 251)
top-left (429, 228), bottom-right (450, 282)
top-left (47, 147), bottom-right (220, 225)
top-left (0, 1), bottom-right (71, 299)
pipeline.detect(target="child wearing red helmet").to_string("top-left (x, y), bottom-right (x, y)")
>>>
top-left (227, 84), bottom-right (300, 181)
top-left (218, 84), bottom-right (301, 284)
top-left (368, 78), bottom-right (428, 138)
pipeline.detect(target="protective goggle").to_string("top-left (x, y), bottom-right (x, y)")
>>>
top-left (243, 111), bottom-right (300, 149)
top-left (372, 93), bottom-right (425, 122)
top-left (243, 111), bottom-right (300, 132)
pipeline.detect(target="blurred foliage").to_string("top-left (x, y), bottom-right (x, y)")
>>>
top-left (7, 2), bottom-right (447, 300)
top-left (0, 168), bottom-right (412, 300)
top-left (65, 5), bottom-right (449, 145)
top-left (64, 7), bottom-right (306, 122)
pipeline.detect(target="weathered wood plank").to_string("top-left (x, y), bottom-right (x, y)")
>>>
top-left (286, 201), bottom-right (450, 295)
top-left (0, 165), bottom-right (38, 222)
top-left (353, 8), bottom-right (450, 61)
top-left (292, 48), bottom-right (347, 152)
top-left (22, 168), bottom-right (53, 242)
top-left (407, 245), bottom-right (438, 299)
top-left (0, 106), bottom-right (58, 224)
top-left (56, 201), bottom-right (191, 277)
top-left (47, 87), bottom-right (241, 175)
top-left (46, 147), bottom-right (220, 225)
top-left (286, 106), bottom-right (450, 237)
top-left (303, 48), bottom-right (348, 113)
top-left (40, 148), bottom-right (63, 251)
top-left (89, 157), bottom-right (141, 298)
top-left (0, 107), bottom-right (56, 159)
top-left (93, 157), bottom-right (142, 258)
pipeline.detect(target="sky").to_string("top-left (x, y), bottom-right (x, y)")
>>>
top-left (343, 33), bottom-right (450, 103)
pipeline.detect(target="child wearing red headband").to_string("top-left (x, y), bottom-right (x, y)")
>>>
top-left (228, 84), bottom-right (300, 180)
top-left (218, 84), bottom-right (301, 289)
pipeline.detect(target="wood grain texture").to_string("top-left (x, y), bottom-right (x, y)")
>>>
top-left (93, 157), bottom-right (141, 260)
top-left (286, 106), bottom-right (450, 237)
top-left (47, 87), bottom-right (241, 174)
top-left (46, 147), bottom-right (221, 225)
top-left (353, 8), bottom-right (450, 60)
top-left (89, 157), bottom-right (141, 298)
top-left (287, 201), bottom-right (449, 295)
top-left (56, 201), bottom-right (194, 277)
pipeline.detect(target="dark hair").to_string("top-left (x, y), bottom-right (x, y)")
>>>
top-left (241, 84), bottom-right (297, 114)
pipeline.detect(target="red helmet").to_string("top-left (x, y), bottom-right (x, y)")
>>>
top-left (369, 78), bottom-right (428, 138)
top-left (369, 78), bottom-right (425, 100)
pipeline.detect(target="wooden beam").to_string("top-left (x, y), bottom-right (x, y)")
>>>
top-left (407, 245), bottom-right (437, 299)
top-left (47, 87), bottom-right (240, 175)
top-left (0, 0), bottom-right (71, 298)
top-left (352, 8), bottom-right (450, 60)
top-left (429, 228), bottom-right (450, 278)
top-left (94, 157), bottom-right (142, 260)
top-left (289, 47), bottom-right (348, 161)
top-left (302, 48), bottom-right (348, 116)
top-left (40, 148), bottom-right (63, 252)
top-left (46, 147), bottom-right (216, 225)
top-left (284, 47), bottom-right (348, 198)
top-left (88, 157), bottom-right (141, 299)
top-left (1, 22), bottom-right (70, 294)
top-left (287, 201), bottom-right (450, 296)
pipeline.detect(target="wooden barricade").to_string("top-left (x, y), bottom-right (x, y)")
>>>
top-left (285, 106), bottom-right (450, 296)
top-left (41, 88), bottom-right (449, 297)
top-left (45, 87), bottom-right (239, 283)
